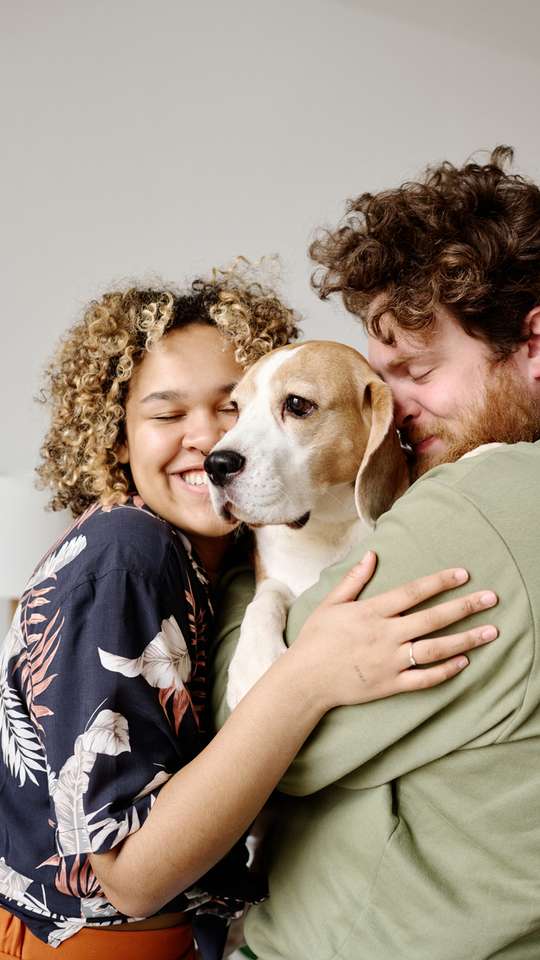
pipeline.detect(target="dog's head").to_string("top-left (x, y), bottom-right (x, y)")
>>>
top-left (204, 340), bottom-right (408, 528)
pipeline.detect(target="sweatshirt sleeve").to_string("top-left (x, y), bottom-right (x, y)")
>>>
top-left (280, 475), bottom-right (533, 795)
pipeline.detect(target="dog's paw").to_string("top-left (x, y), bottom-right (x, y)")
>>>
top-left (226, 631), bottom-right (287, 710)
top-left (226, 580), bottom-right (293, 710)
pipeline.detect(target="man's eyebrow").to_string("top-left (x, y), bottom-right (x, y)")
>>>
top-left (384, 351), bottom-right (435, 370)
top-left (140, 382), bottom-right (239, 404)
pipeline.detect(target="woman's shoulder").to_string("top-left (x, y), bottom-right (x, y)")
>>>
top-left (29, 498), bottom-right (186, 596)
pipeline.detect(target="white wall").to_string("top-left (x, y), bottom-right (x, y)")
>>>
top-left (2, 0), bottom-right (540, 476)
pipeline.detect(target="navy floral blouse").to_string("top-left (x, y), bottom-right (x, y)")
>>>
top-left (0, 498), bottom-right (253, 947)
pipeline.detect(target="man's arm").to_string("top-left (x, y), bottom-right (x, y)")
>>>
top-left (280, 472), bottom-right (531, 795)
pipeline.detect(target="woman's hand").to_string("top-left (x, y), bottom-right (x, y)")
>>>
top-left (291, 551), bottom-right (498, 713)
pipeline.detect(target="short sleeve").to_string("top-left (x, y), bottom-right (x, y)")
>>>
top-left (38, 566), bottom-right (199, 858)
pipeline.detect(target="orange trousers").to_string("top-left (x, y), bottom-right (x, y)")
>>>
top-left (0, 907), bottom-right (197, 959)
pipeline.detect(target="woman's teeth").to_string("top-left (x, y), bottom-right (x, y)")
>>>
top-left (182, 471), bottom-right (208, 487)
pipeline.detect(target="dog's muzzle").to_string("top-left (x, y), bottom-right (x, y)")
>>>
top-left (204, 449), bottom-right (246, 487)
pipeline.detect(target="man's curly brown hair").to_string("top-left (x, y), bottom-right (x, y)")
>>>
top-left (37, 260), bottom-right (301, 516)
top-left (310, 146), bottom-right (540, 355)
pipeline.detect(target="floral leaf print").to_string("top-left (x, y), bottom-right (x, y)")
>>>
top-left (85, 803), bottom-right (142, 853)
top-left (179, 532), bottom-right (209, 587)
top-left (133, 768), bottom-right (172, 801)
top-left (15, 608), bottom-right (63, 733)
top-left (0, 857), bottom-right (57, 920)
top-left (25, 536), bottom-right (87, 591)
top-left (48, 919), bottom-right (87, 947)
top-left (39, 852), bottom-right (101, 901)
top-left (183, 587), bottom-right (208, 725)
top-left (51, 710), bottom-right (130, 857)
top-left (78, 709), bottom-right (130, 756)
top-left (159, 685), bottom-right (192, 735)
top-left (81, 895), bottom-right (118, 919)
top-left (98, 615), bottom-right (192, 688)
top-left (185, 586), bottom-right (206, 645)
top-left (0, 857), bottom-right (33, 900)
top-left (0, 604), bottom-right (24, 667)
top-left (98, 615), bottom-right (194, 733)
top-left (0, 680), bottom-right (46, 787)
top-left (0, 605), bottom-right (43, 788)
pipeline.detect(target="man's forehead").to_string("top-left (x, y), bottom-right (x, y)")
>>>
top-left (367, 315), bottom-right (433, 370)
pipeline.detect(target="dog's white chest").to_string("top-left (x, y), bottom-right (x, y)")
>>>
top-left (256, 517), bottom-right (367, 597)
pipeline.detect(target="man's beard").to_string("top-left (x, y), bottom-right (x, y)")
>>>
top-left (404, 362), bottom-right (540, 482)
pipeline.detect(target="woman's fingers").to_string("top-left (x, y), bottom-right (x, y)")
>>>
top-left (319, 551), bottom-right (377, 608)
top-left (397, 655), bottom-right (471, 692)
top-left (368, 567), bottom-right (470, 618)
top-left (402, 624), bottom-right (498, 671)
top-left (396, 589), bottom-right (498, 641)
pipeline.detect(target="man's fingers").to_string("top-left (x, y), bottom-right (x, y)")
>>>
top-left (397, 590), bottom-right (498, 640)
top-left (403, 625), bottom-right (498, 670)
top-left (369, 568), bottom-right (470, 618)
top-left (320, 552), bottom-right (377, 607)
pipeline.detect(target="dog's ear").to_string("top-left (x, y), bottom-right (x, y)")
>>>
top-left (354, 378), bottom-right (409, 526)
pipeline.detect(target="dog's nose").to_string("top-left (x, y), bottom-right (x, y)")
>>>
top-left (204, 450), bottom-right (246, 487)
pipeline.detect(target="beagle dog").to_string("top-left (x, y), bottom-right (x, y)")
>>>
top-left (204, 340), bottom-right (408, 709)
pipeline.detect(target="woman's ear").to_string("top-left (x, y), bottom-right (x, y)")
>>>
top-left (116, 442), bottom-right (129, 465)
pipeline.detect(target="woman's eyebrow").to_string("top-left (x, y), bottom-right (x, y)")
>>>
top-left (140, 383), bottom-right (239, 404)
top-left (140, 389), bottom-right (187, 404)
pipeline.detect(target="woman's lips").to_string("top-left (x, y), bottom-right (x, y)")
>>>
top-left (169, 470), bottom-right (210, 496)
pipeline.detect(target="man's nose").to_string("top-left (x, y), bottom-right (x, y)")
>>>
top-left (392, 392), bottom-right (421, 429)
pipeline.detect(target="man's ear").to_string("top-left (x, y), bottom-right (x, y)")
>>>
top-left (354, 379), bottom-right (409, 527)
top-left (522, 306), bottom-right (540, 380)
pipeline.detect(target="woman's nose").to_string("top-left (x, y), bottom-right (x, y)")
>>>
top-left (182, 411), bottom-right (225, 453)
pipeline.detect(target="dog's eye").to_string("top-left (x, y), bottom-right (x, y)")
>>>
top-left (284, 395), bottom-right (316, 418)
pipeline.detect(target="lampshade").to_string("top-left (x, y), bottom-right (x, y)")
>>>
top-left (0, 473), bottom-right (71, 599)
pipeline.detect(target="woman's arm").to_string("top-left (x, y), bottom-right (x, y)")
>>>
top-left (91, 556), bottom-right (497, 917)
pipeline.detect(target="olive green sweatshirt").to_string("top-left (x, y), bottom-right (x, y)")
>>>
top-left (212, 442), bottom-right (540, 960)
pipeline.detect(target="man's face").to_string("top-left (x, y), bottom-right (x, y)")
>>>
top-left (367, 303), bottom-right (540, 480)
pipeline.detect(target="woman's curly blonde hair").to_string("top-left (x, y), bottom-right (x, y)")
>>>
top-left (37, 259), bottom-right (301, 516)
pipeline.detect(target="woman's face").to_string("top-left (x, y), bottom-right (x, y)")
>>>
top-left (118, 323), bottom-right (243, 561)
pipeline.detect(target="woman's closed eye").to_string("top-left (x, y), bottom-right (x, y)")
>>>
top-left (152, 412), bottom-right (186, 421)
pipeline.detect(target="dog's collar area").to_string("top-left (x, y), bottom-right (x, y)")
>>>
top-left (286, 511), bottom-right (311, 530)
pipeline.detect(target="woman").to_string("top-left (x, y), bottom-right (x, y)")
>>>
top-left (0, 265), bottom-right (497, 959)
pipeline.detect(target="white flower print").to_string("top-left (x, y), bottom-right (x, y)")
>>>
top-left (51, 710), bottom-right (130, 856)
top-left (98, 615), bottom-right (192, 690)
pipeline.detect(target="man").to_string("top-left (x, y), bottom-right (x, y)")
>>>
top-left (213, 146), bottom-right (540, 959)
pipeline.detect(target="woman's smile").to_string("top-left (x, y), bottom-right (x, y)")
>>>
top-left (118, 323), bottom-right (244, 563)
top-left (169, 468), bottom-right (210, 495)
